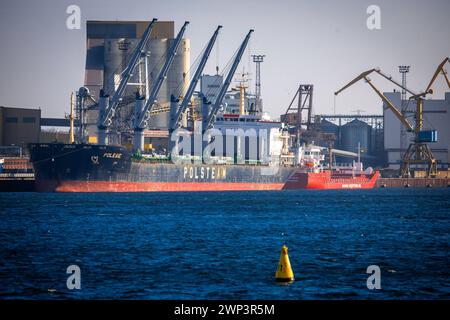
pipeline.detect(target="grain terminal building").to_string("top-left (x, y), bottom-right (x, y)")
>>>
top-left (84, 20), bottom-right (190, 137)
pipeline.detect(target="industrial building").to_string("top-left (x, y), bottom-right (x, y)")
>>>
top-left (281, 84), bottom-right (386, 167)
top-left (313, 115), bottom-right (385, 167)
top-left (84, 20), bottom-right (190, 137)
top-left (0, 106), bottom-right (79, 154)
top-left (0, 106), bottom-right (41, 149)
top-left (384, 91), bottom-right (450, 170)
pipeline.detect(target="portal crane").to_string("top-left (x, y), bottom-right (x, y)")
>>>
top-left (335, 64), bottom-right (442, 178)
top-left (425, 57), bottom-right (450, 92)
top-left (203, 29), bottom-right (254, 130)
top-left (169, 25), bottom-right (222, 132)
top-left (133, 21), bottom-right (189, 151)
top-left (97, 18), bottom-right (158, 145)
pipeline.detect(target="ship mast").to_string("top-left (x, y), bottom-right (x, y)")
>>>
top-left (69, 92), bottom-right (75, 144)
top-left (237, 71), bottom-right (249, 116)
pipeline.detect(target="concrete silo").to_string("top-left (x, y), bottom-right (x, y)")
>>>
top-left (84, 21), bottom-right (190, 133)
top-left (146, 38), bottom-right (190, 129)
top-left (103, 38), bottom-right (134, 96)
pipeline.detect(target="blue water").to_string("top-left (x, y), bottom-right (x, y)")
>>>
top-left (0, 189), bottom-right (449, 299)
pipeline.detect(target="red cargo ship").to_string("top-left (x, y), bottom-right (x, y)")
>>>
top-left (283, 144), bottom-right (380, 189)
top-left (284, 170), bottom-right (380, 190)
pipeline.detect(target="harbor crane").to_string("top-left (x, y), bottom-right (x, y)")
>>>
top-left (97, 18), bottom-right (158, 145)
top-left (425, 57), bottom-right (450, 92)
top-left (334, 60), bottom-right (449, 178)
top-left (203, 29), bottom-right (254, 130)
top-left (133, 21), bottom-right (189, 151)
top-left (169, 25), bottom-right (222, 133)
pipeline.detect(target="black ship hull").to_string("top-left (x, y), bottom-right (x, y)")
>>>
top-left (29, 143), bottom-right (295, 192)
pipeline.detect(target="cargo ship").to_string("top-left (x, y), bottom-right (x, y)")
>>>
top-left (28, 142), bottom-right (379, 192)
top-left (27, 20), bottom-right (380, 192)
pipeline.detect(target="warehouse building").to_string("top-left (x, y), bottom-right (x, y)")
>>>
top-left (0, 106), bottom-right (41, 148)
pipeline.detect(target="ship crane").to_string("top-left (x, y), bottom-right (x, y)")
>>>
top-left (203, 29), bottom-right (254, 130)
top-left (334, 62), bottom-right (445, 178)
top-left (97, 18), bottom-right (158, 146)
top-left (133, 21), bottom-right (189, 151)
top-left (169, 26), bottom-right (222, 133)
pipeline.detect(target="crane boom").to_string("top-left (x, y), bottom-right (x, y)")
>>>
top-left (98, 18), bottom-right (157, 128)
top-left (335, 68), bottom-right (416, 96)
top-left (335, 68), bottom-right (415, 131)
top-left (134, 21), bottom-right (189, 130)
top-left (374, 69), bottom-right (417, 96)
top-left (204, 29), bottom-right (254, 130)
top-left (335, 64), bottom-right (439, 178)
top-left (444, 68), bottom-right (450, 89)
top-left (425, 57), bottom-right (450, 93)
top-left (364, 77), bottom-right (414, 131)
top-left (334, 69), bottom-right (377, 95)
top-left (171, 25), bottom-right (222, 130)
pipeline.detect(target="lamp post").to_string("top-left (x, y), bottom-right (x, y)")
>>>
top-left (398, 65), bottom-right (410, 151)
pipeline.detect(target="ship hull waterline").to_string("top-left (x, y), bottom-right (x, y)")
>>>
top-left (29, 143), bottom-right (379, 192)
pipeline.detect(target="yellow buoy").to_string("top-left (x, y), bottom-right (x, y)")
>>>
top-left (275, 245), bottom-right (294, 282)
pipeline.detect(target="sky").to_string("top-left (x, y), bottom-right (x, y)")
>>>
top-left (0, 0), bottom-right (449, 118)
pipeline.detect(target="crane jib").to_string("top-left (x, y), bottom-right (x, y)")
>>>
top-left (100, 18), bottom-right (158, 128)
top-left (135, 21), bottom-right (190, 130)
top-left (205, 29), bottom-right (254, 130)
top-left (173, 25), bottom-right (222, 129)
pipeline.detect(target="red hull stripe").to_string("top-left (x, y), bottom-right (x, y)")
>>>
top-left (37, 180), bottom-right (285, 192)
top-left (35, 172), bottom-right (380, 192)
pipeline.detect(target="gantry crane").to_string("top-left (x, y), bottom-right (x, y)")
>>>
top-left (283, 84), bottom-right (314, 147)
top-left (334, 60), bottom-right (448, 178)
top-left (203, 29), bottom-right (254, 130)
top-left (133, 21), bottom-right (189, 151)
top-left (97, 18), bottom-right (158, 146)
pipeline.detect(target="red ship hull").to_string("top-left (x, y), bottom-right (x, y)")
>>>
top-left (35, 180), bottom-right (286, 192)
top-left (35, 171), bottom-right (380, 192)
top-left (283, 171), bottom-right (380, 190)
